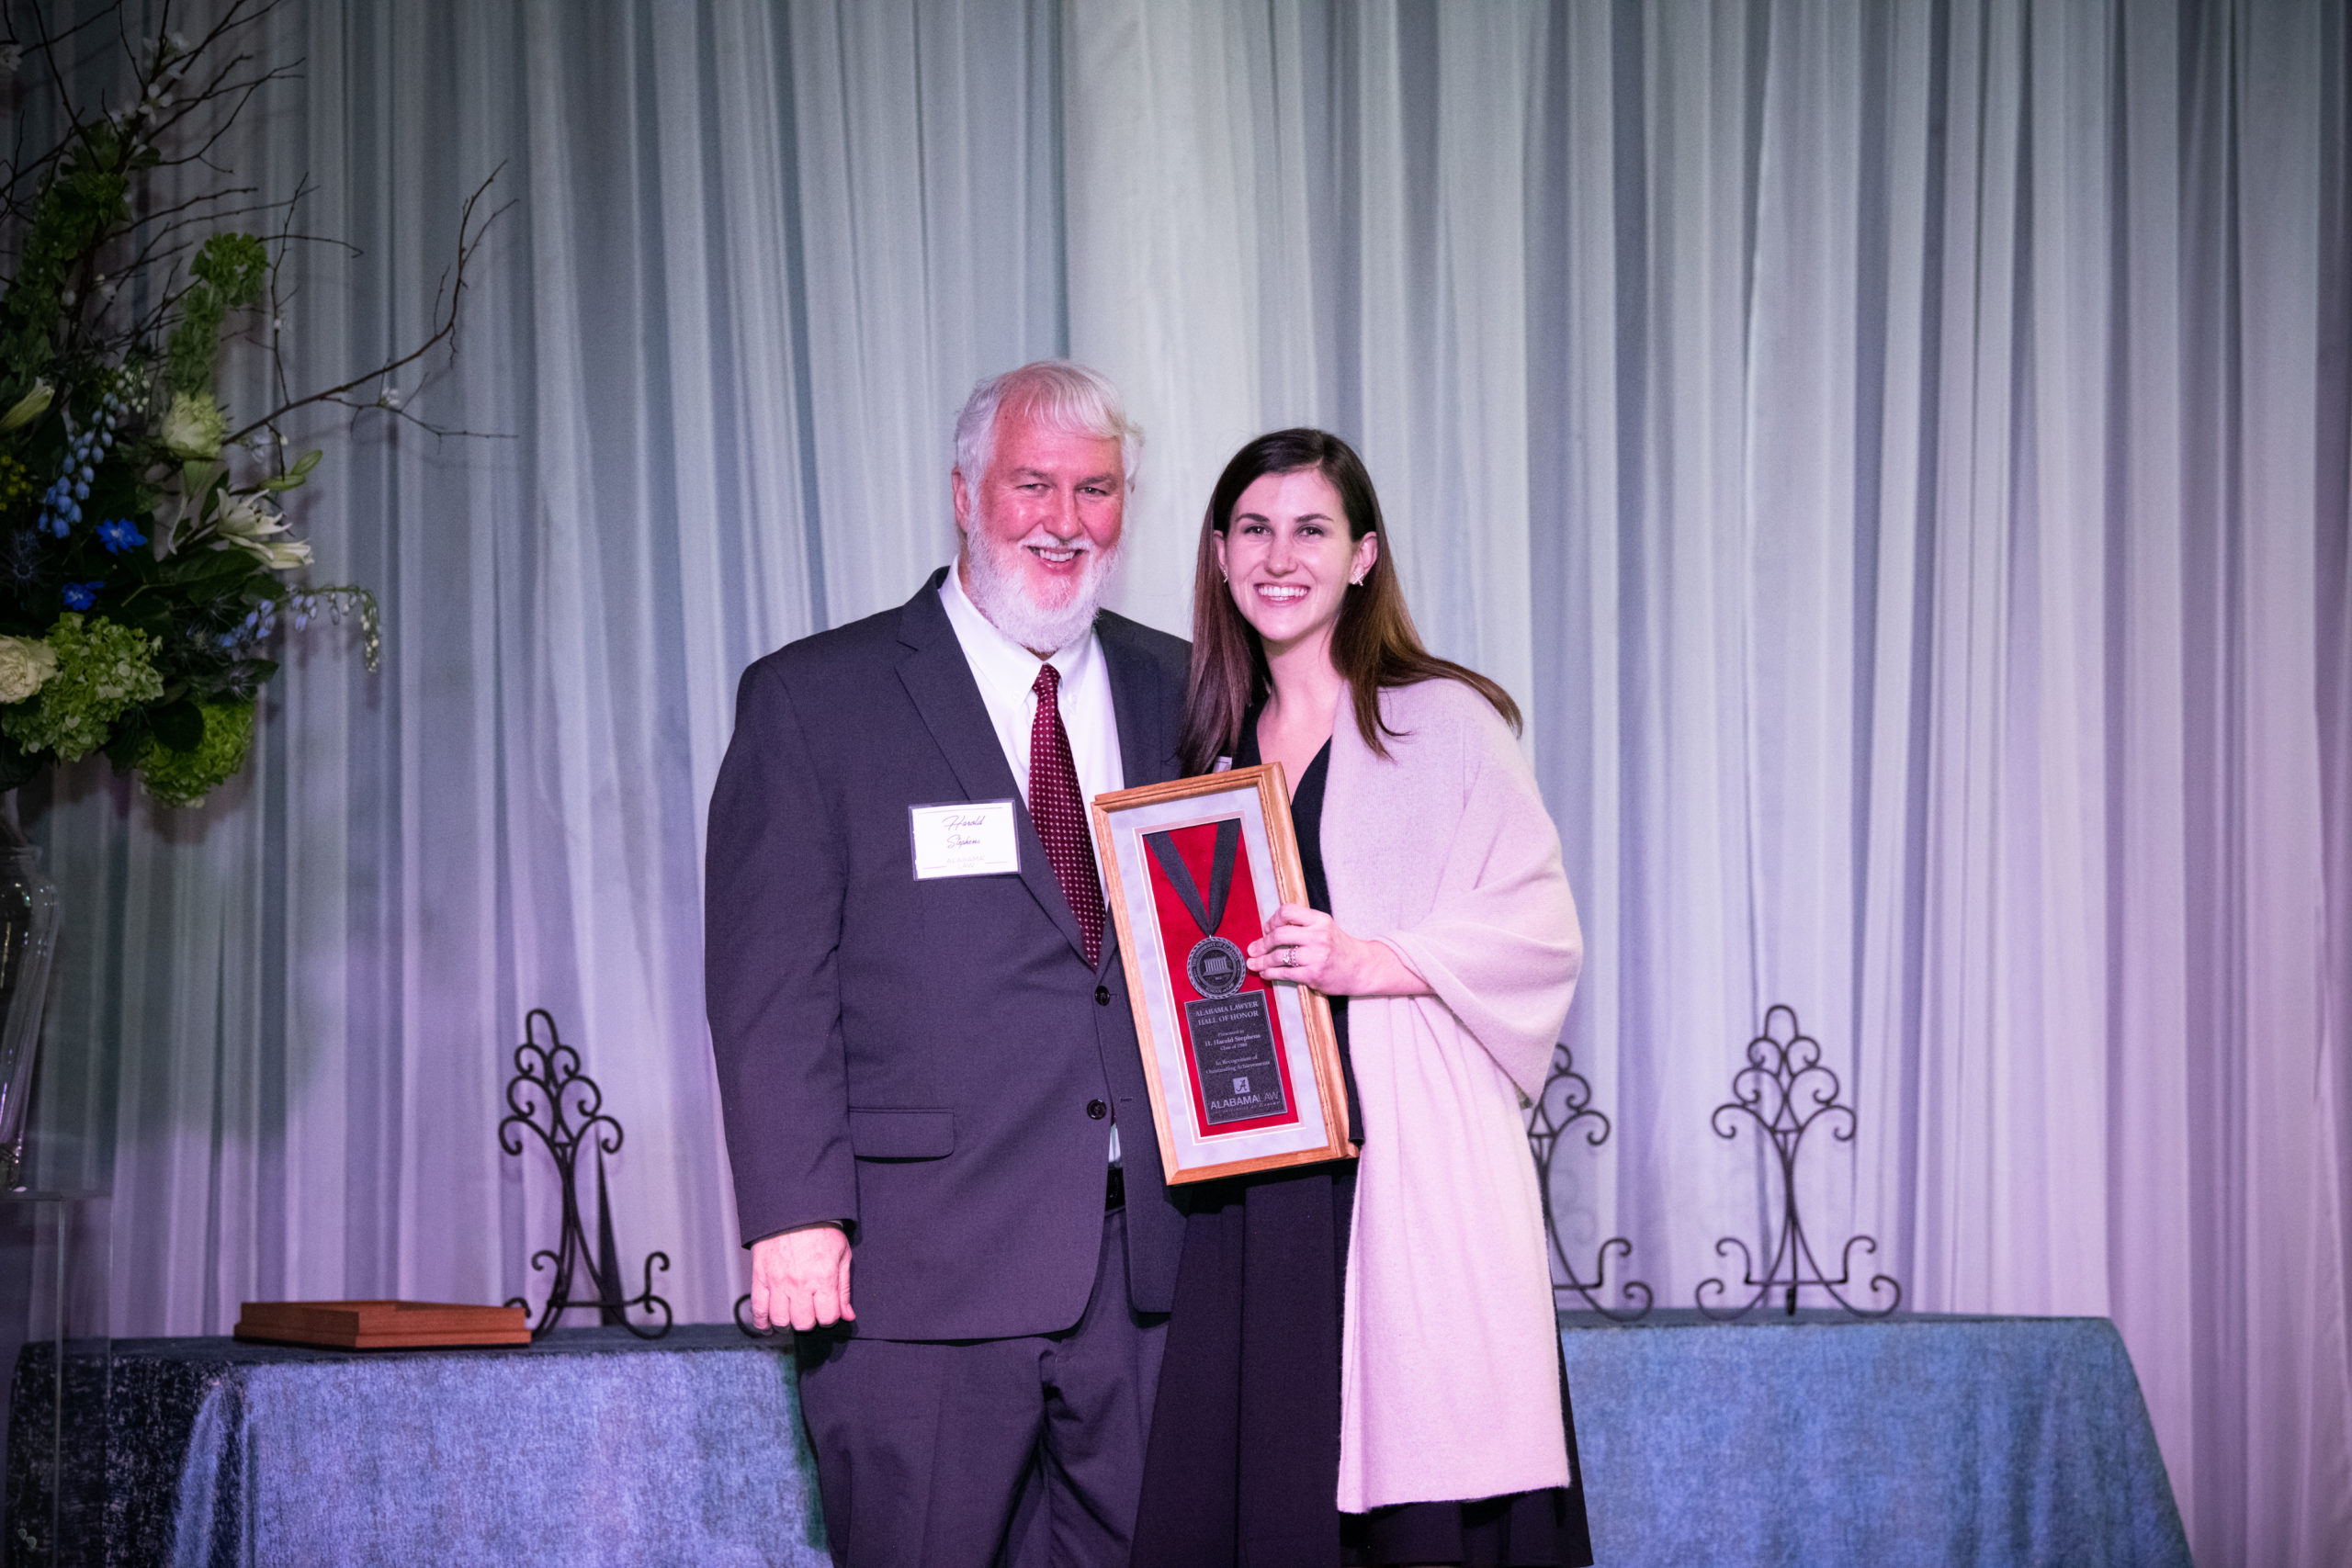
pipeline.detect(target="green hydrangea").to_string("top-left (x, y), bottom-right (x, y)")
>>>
top-left (135, 700), bottom-right (255, 807)
top-left (159, 389), bottom-right (229, 459)
top-left (0, 614), bottom-right (164, 762)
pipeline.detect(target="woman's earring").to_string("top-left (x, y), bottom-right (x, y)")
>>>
top-left (1349, 572), bottom-right (1365, 587)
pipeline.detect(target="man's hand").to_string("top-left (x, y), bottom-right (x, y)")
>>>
top-left (750, 1223), bottom-right (854, 1333)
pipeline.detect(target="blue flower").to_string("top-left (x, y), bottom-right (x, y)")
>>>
top-left (62, 581), bottom-right (100, 611)
top-left (96, 517), bottom-right (146, 554)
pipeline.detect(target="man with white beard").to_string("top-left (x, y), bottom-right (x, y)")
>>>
top-left (705, 361), bottom-right (1191, 1567)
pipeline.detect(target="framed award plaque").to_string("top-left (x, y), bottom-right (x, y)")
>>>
top-left (1090, 765), bottom-right (1356, 1184)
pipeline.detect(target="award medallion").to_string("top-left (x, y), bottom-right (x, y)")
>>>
top-left (1186, 934), bottom-right (1248, 997)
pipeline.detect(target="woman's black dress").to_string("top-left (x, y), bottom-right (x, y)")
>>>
top-left (1130, 727), bottom-right (1591, 1568)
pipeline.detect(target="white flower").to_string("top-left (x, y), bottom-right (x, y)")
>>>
top-left (211, 492), bottom-right (282, 539)
top-left (209, 491), bottom-right (314, 571)
top-left (246, 538), bottom-right (312, 570)
top-left (0, 381), bottom-right (52, 432)
top-left (0, 636), bottom-right (60, 705)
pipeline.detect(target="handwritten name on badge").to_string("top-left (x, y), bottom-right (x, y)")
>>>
top-left (910, 801), bottom-right (1020, 879)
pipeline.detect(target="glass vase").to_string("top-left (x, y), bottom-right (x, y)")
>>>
top-left (0, 816), bottom-right (61, 1190)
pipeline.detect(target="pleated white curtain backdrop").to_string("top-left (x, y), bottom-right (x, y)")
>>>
top-left (18, 3), bottom-right (2348, 1564)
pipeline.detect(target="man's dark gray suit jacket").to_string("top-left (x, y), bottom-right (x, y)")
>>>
top-left (704, 569), bottom-right (1190, 1341)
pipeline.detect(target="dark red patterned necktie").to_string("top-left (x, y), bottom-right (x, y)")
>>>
top-left (1029, 663), bottom-right (1104, 967)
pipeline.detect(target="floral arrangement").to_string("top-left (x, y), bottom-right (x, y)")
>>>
top-left (0, 3), bottom-right (492, 806)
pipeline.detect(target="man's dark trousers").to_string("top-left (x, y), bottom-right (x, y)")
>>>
top-left (795, 1206), bottom-right (1165, 1566)
top-left (705, 572), bottom-right (1190, 1567)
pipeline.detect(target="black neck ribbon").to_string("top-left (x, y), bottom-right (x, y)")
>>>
top-left (1146, 819), bottom-right (1241, 938)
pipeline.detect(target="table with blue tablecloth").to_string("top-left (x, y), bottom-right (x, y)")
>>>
top-left (1558, 1310), bottom-right (2189, 1567)
top-left (6, 1312), bottom-right (2189, 1566)
top-left (6, 1325), bottom-right (828, 1568)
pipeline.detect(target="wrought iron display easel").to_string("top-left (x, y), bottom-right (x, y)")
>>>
top-left (1695, 1004), bottom-right (1902, 1319)
top-left (499, 1009), bottom-right (673, 1338)
top-left (1530, 1041), bottom-right (1653, 1322)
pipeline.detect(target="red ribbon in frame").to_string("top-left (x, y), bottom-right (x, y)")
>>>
top-left (1143, 818), bottom-right (1301, 1136)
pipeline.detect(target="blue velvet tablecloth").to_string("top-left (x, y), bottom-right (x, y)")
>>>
top-left (1559, 1311), bottom-right (2190, 1567)
top-left (6, 1312), bottom-right (2188, 1566)
top-left (8, 1325), bottom-right (829, 1567)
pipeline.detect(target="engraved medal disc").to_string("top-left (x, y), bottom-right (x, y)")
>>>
top-left (1186, 935), bottom-right (1248, 997)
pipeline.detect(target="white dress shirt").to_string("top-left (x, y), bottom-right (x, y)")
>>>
top-left (940, 563), bottom-right (1126, 811)
top-left (941, 563), bottom-right (1127, 1164)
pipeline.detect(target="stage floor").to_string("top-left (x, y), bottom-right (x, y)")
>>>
top-left (6, 1311), bottom-right (2188, 1566)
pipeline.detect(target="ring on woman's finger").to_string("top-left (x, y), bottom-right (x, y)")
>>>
top-left (1283, 945), bottom-right (1300, 966)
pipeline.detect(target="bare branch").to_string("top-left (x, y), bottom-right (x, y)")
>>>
top-left (21, 3), bottom-right (96, 161)
top-left (148, 58), bottom-right (302, 163)
top-left (294, 395), bottom-right (514, 444)
top-left (227, 168), bottom-right (508, 446)
top-left (244, 231), bottom-right (361, 259)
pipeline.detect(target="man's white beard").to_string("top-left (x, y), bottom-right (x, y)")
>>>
top-left (960, 523), bottom-right (1117, 655)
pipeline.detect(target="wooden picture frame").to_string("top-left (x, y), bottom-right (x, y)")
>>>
top-left (1090, 764), bottom-right (1356, 1184)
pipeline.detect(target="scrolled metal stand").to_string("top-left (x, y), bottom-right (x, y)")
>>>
top-left (1695, 1005), bottom-right (1901, 1320)
top-left (1529, 1041), bottom-right (1652, 1322)
top-left (499, 1008), bottom-right (673, 1339)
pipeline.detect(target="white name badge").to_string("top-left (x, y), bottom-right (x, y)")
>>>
top-left (910, 801), bottom-right (1021, 879)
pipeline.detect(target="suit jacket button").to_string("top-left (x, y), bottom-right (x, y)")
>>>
top-left (1087, 1099), bottom-right (1108, 1121)
top-left (1095, 986), bottom-right (1112, 1006)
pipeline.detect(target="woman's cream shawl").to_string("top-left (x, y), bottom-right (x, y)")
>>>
top-left (1322, 678), bottom-right (1583, 1511)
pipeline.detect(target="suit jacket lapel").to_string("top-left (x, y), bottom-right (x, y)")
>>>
top-left (1098, 614), bottom-right (1182, 975)
top-left (897, 570), bottom-right (1091, 964)
top-left (1099, 614), bottom-right (1176, 792)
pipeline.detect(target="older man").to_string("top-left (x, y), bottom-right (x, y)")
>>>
top-left (705, 361), bottom-right (1188, 1566)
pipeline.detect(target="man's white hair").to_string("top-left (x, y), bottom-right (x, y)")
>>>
top-left (953, 360), bottom-right (1142, 489)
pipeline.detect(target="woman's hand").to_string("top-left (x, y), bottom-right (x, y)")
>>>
top-left (1248, 904), bottom-right (1428, 998)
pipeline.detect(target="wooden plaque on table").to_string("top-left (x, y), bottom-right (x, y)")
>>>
top-left (1090, 764), bottom-right (1356, 1185)
top-left (233, 1300), bottom-right (532, 1349)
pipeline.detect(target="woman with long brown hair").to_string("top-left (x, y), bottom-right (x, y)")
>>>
top-left (1132, 429), bottom-right (1591, 1567)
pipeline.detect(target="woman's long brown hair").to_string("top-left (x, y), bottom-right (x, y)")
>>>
top-left (1178, 428), bottom-right (1521, 775)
